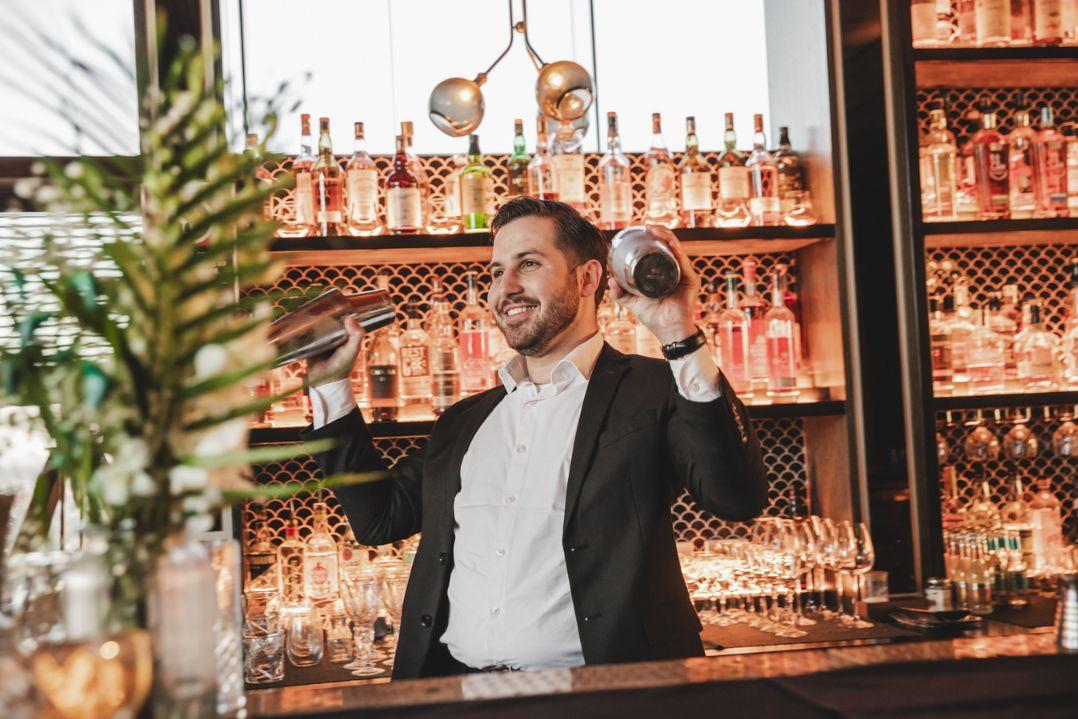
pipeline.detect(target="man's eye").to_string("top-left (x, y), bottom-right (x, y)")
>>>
top-left (521, 260), bottom-right (537, 269)
top-left (491, 269), bottom-right (503, 279)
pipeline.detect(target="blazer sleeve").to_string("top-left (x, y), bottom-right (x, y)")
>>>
top-left (300, 407), bottom-right (423, 546)
top-left (665, 371), bottom-right (768, 521)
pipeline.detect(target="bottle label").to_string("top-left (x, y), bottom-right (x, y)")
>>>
top-left (1034, 0), bottom-right (1061, 38)
top-left (987, 145), bottom-right (1008, 182)
top-left (749, 197), bottom-right (781, 215)
top-left (976, 0), bottom-right (1009, 41)
top-left (316, 173), bottom-right (342, 224)
top-left (387, 187), bottom-right (422, 229)
top-left (600, 181), bottom-right (632, 220)
top-left (767, 335), bottom-right (797, 382)
top-left (367, 364), bottom-right (398, 400)
top-left (245, 554), bottom-right (276, 584)
top-left (719, 325), bottom-right (748, 384)
top-left (460, 174), bottom-right (491, 217)
top-left (507, 167), bottom-right (529, 197)
top-left (346, 168), bottom-right (379, 217)
top-left (681, 172), bottom-right (713, 210)
top-left (295, 172), bottom-right (314, 225)
top-left (400, 345), bottom-right (430, 378)
top-left (645, 165), bottom-right (676, 214)
top-left (719, 166), bottom-right (750, 200)
top-left (303, 555), bottom-right (338, 600)
top-left (552, 154), bottom-right (585, 204)
top-left (911, 3), bottom-right (937, 43)
top-left (433, 371), bottom-right (459, 404)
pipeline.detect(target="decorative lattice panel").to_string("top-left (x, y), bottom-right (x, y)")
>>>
top-left (242, 418), bottom-right (805, 552)
top-left (916, 87), bottom-right (1078, 147)
top-left (262, 149), bottom-right (781, 231)
top-left (925, 243), bottom-right (1075, 335)
top-left (935, 406), bottom-right (1078, 538)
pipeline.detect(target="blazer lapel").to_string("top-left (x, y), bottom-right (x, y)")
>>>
top-left (562, 343), bottom-right (630, 531)
top-left (443, 387), bottom-right (507, 522)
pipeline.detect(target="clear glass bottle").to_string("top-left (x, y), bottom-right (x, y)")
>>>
top-left (940, 466), bottom-right (967, 529)
top-left (774, 126), bottom-right (805, 215)
top-left (644, 112), bottom-right (679, 228)
top-left (429, 279), bottom-right (460, 416)
top-left (746, 113), bottom-right (781, 226)
top-left (715, 112), bottom-right (752, 228)
top-left (599, 111), bottom-right (633, 230)
top-left (972, 105), bottom-right (1010, 219)
top-left (460, 134), bottom-right (492, 230)
top-left (1065, 123), bottom-right (1078, 217)
top-left (956, 0), bottom-right (977, 43)
top-left (945, 293), bottom-right (976, 392)
top-left (678, 116), bottom-right (713, 228)
top-left (398, 303), bottom-right (432, 406)
top-left (1008, 105), bottom-right (1038, 219)
top-left (923, 103), bottom-right (958, 220)
top-left (385, 134), bottom-right (424, 234)
top-left (277, 520), bottom-right (306, 605)
top-left (1016, 302), bottom-right (1060, 389)
top-left (605, 302), bottom-right (637, 356)
top-left (968, 307), bottom-right (1006, 392)
top-left (1033, 0), bottom-right (1064, 44)
top-left (975, 0), bottom-right (1011, 45)
top-left (716, 274), bottom-right (750, 398)
top-left (458, 271), bottom-right (492, 395)
top-left (987, 291), bottom-right (1019, 386)
top-left (506, 119), bottom-right (530, 199)
top-left (280, 113), bottom-right (316, 238)
top-left (741, 257), bottom-right (769, 389)
top-left (551, 119), bottom-right (586, 211)
top-left (1062, 259), bottom-right (1078, 386)
top-left (337, 529), bottom-right (369, 578)
top-left (912, 0), bottom-right (940, 46)
top-left (528, 114), bottom-right (557, 201)
top-left (344, 121), bottom-right (383, 237)
top-left (956, 122), bottom-right (980, 218)
top-left (765, 266), bottom-right (799, 397)
top-left (303, 501), bottom-right (340, 605)
top-left (1011, 0), bottom-right (1034, 43)
top-left (310, 117), bottom-right (344, 236)
top-left (244, 509), bottom-right (281, 597)
top-left (1028, 477), bottom-right (1064, 571)
top-left (1033, 106), bottom-right (1068, 217)
top-left (930, 296), bottom-right (955, 394)
top-left (366, 324), bottom-right (400, 422)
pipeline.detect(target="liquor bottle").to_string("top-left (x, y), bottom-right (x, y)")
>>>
top-left (972, 104), bottom-right (1010, 219)
top-left (765, 266), bottom-right (799, 397)
top-left (975, 0), bottom-right (1011, 45)
top-left (528, 115), bottom-right (557, 201)
top-left (605, 302), bottom-right (637, 355)
top-left (506, 119), bottom-right (530, 199)
top-left (774, 126), bottom-right (805, 215)
top-left (644, 112), bottom-right (678, 228)
top-left (459, 271), bottom-right (492, 395)
top-left (784, 259), bottom-right (808, 367)
top-left (944, 292), bottom-right (975, 392)
top-left (277, 519), bottom-right (306, 605)
top-left (386, 134), bottom-right (424, 233)
top-left (1033, 0), bottom-right (1064, 44)
top-left (678, 116), bottom-right (713, 229)
top-left (401, 121), bottom-right (429, 225)
top-left (1062, 260), bottom-right (1078, 386)
top-left (956, 0), bottom-right (977, 42)
top-left (1007, 104), bottom-right (1038, 219)
top-left (746, 114), bottom-right (781, 226)
top-left (366, 324), bottom-right (400, 422)
top-left (429, 279), bottom-right (460, 415)
top-left (923, 103), bottom-right (958, 220)
top-left (930, 296), bottom-right (954, 394)
top-left (398, 303), bottom-right (433, 405)
top-left (244, 509), bottom-right (281, 597)
top-left (1016, 302), bottom-right (1060, 389)
top-left (1065, 123), bottom-right (1078, 217)
top-left (598, 112), bottom-right (633, 230)
top-left (338, 529), bottom-right (369, 578)
top-left (967, 480), bottom-right (1002, 529)
top-left (279, 113), bottom-right (315, 238)
top-left (715, 112), bottom-right (751, 228)
top-left (940, 466), bottom-right (967, 529)
top-left (1032, 106), bottom-right (1068, 217)
top-left (911, 0), bottom-right (939, 46)
top-left (1000, 281), bottom-right (1022, 325)
top-left (968, 308), bottom-right (1006, 392)
top-left (344, 121), bottom-right (383, 237)
top-left (460, 134), bottom-right (492, 230)
top-left (717, 272), bottom-right (752, 396)
top-left (741, 257), bottom-right (769, 389)
top-left (551, 119), bottom-right (586, 211)
top-left (987, 291), bottom-right (1018, 386)
top-left (1029, 477), bottom-right (1064, 572)
top-left (1001, 476), bottom-right (1032, 526)
top-left (302, 501), bottom-right (340, 605)
top-left (955, 118), bottom-right (980, 218)
top-left (310, 117), bottom-right (344, 236)
top-left (1011, 0), bottom-right (1033, 43)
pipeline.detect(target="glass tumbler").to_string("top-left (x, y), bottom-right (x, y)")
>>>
top-left (285, 606), bottom-right (324, 668)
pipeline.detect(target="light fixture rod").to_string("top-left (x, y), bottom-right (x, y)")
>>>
top-left (520, 0), bottom-right (546, 69)
top-left (477, 0), bottom-right (517, 83)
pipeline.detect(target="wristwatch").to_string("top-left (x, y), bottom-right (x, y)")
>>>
top-left (660, 328), bottom-right (707, 360)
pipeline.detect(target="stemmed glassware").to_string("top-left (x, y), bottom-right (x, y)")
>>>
top-left (963, 411), bottom-right (1000, 461)
top-left (838, 521), bottom-right (875, 628)
top-left (339, 572), bottom-right (383, 677)
top-left (380, 565), bottom-right (410, 652)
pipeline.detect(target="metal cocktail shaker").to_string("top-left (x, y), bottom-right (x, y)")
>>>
top-left (608, 225), bottom-right (681, 298)
top-left (268, 287), bottom-right (395, 367)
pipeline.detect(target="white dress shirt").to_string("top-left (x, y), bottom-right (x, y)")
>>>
top-left (310, 332), bottom-right (722, 670)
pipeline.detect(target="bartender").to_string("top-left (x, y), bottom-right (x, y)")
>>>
top-left (303, 196), bottom-right (767, 677)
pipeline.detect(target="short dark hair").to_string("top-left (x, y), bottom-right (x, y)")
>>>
top-left (490, 196), bottom-right (608, 305)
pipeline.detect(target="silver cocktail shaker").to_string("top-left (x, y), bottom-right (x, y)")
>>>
top-left (608, 225), bottom-right (681, 298)
top-left (268, 287), bottom-right (395, 367)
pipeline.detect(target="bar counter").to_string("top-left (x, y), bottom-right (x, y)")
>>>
top-left (247, 628), bottom-right (1077, 719)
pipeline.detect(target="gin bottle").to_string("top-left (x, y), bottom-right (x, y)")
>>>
top-left (303, 501), bottom-right (340, 605)
top-left (458, 271), bottom-right (492, 395)
top-left (1033, 106), bottom-right (1068, 217)
top-left (741, 257), bottom-right (769, 389)
top-left (717, 272), bottom-right (751, 396)
top-left (1016, 303), bottom-right (1060, 390)
top-left (598, 111), bottom-right (633, 230)
top-left (1007, 105), bottom-right (1038, 219)
top-left (746, 114), bottom-right (781, 226)
top-left (765, 266), bottom-right (799, 397)
top-left (277, 520), bottom-right (306, 605)
top-left (923, 103), bottom-right (958, 220)
top-left (972, 105), bottom-right (1009, 219)
top-left (244, 509), bottom-right (281, 597)
top-left (644, 112), bottom-right (678, 227)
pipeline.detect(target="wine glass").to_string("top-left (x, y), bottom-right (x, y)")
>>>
top-left (848, 522), bottom-right (875, 628)
top-left (964, 414), bottom-right (1000, 461)
top-left (788, 520), bottom-right (817, 626)
top-left (811, 516), bottom-right (838, 618)
top-left (381, 567), bottom-right (410, 653)
top-left (340, 573), bottom-right (383, 677)
top-left (1002, 414), bottom-right (1038, 460)
top-left (1052, 411), bottom-right (1077, 457)
top-left (832, 520), bottom-right (858, 625)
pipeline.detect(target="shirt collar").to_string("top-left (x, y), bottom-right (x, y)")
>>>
top-left (498, 331), bottom-right (604, 394)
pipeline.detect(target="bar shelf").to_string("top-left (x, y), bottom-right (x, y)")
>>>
top-left (933, 390), bottom-right (1078, 412)
top-left (921, 218), bottom-right (1078, 249)
top-left (913, 47), bottom-right (1078, 88)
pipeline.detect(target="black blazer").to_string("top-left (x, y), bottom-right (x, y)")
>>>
top-left (302, 344), bottom-right (768, 679)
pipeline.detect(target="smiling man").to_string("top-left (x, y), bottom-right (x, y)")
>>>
top-left (304, 197), bottom-right (767, 678)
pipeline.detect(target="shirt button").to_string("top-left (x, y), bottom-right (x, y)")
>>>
top-left (515, 443), bottom-right (527, 454)
top-left (491, 607), bottom-right (501, 616)
top-left (691, 381), bottom-right (701, 393)
top-left (505, 495), bottom-right (516, 505)
top-left (495, 548), bottom-right (506, 557)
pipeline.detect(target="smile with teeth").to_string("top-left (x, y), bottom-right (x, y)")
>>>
top-left (503, 304), bottom-right (537, 318)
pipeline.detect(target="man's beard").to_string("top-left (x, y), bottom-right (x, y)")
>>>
top-left (495, 278), bottom-right (581, 357)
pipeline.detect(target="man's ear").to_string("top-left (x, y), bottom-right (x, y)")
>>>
top-left (578, 258), bottom-right (604, 299)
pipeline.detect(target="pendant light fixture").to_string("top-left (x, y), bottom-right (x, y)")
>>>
top-left (428, 0), bottom-right (594, 137)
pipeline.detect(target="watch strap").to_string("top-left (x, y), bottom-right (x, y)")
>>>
top-left (660, 328), bottom-right (707, 360)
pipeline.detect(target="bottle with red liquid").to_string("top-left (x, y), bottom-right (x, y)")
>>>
top-left (1033, 106), bottom-right (1068, 218)
top-left (717, 272), bottom-right (752, 397)
top-left (740, 257), bottom-right (769, 390)
top-left (972, 104), bottom-right (1009, 219)
top-left (765, 266), bottom-right (800, 398)
top-left (385, 134), bottom-right (424, 234)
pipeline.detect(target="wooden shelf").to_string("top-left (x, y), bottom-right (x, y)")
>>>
top-left (913, 47), bottom-right (1078, 87)
top-left (933, 390), bottom-right (1078, 412)
top-left (921, 218), bottom-right (1078, 249)
top-left (268, 225), bottom-right (836, 265)
top-left (248, 399), bottom-right (847, 445)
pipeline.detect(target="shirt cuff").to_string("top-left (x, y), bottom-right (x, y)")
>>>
top-left (309, 378), bottom-right (357, 428)
top-left (668, 345), bottom-right (723, 402)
